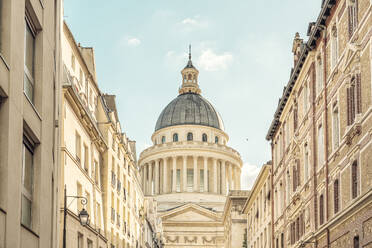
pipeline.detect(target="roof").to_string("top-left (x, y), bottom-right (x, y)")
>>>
top-left (265, 0), bottom-right (336, 140)
top-left (155, 92), bottom-right (225, 131)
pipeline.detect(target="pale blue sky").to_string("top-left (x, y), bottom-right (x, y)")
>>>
top-left (64, 0), bottom-right (321, 188)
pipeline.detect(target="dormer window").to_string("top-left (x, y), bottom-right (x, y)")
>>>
top-left (187, 132), bottom-right (193, 141)
top-left (173, 133), bottom-right (178, 142)
top-left (161, 136), bottom-right (166, 144)
top-left (215, 136), bottom-right (219, 144)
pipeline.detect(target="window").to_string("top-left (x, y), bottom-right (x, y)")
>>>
top-left (187, 169), bottom-right (193, 192)
top-left (71, 54), bottom-right (76, 71)
top-left (352, 161), bottom-right (358, 199)
top-left (215, 136), bottom-right (219, 144)
top-left (87, 239), bottom-right (93, 248)
top-left (161, 136), bottom-right (166, 144)
top-left (316, 55), bottom-right (323, 96)
top-left (75, 132), bottom-right (81, 163)
top-left (78, 233), bottom-right (83, 248)
top-left (348, 0), bottom-right (358, 38)
top-left (83, 144), bottom-right (89, 172)
top-left (112, 135), bottom-right (115, 150)
top-left (21, 137), bottom-right (34, 228)
top-left (202, 133), bottom-right (207, 142)
top-left (187, 132), bottom-right (193, 141)
top-left (319, 194), bottom-right (324, 225)
top-left (173, 133), bottom-right (178, 142)
top-left (331, 25), bottom-right (338, 69)
top-left (317, 124), bottom-right (324, 167)
top-left (334, 179), bottom-right (339, 214)
top-left (354, 235), bottom-right (359, 248)
top-left (347, 75), bottom-right (362, 125)
top-left (293, 106), bottom-right (298, 131)
top-left (200, 169), bottom-right (204, 192)
top-left (304, 143), bottom-right (309, 181)
top-left (24, 17), bottom-right (36, 103)
top-left (303, 77), bottom-right (310, 112)
top-left (332, 105), bottom-right (340, 150)
top-left (281, 232), bottom-right (284, 248)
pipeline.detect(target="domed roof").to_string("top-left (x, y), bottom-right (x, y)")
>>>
top-left (155, 93), bottom-right (224, 131)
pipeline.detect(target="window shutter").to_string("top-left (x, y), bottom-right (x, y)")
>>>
top-left (292, 166), bottom-right (296, 192)
top-left (352, 161), bottom-right (358, 198)
top-left (348, 6), bottom-right (353, 38)
top-left (347, 87), bottom-right (351, 125)
top-left (356, 74), bottom-right (362, 114)
top-left (296, 159), bottom-right (301, 188)
top-left (351, 83), bottom-right (356, 123)
top-left (334, 180), bottom-right (339, 213)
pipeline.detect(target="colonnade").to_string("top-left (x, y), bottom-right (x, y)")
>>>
top-left (140, 155), bottom-right (241, 196)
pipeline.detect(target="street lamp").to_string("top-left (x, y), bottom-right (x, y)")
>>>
top-left (62, 185), bottom-right (90, 248)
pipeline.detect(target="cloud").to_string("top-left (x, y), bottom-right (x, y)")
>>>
top-left (240, 163), bottom-right (262, 190)
top-left (197, 49), bottom-right (233, 71)
top-left (179, 16), bottom-right (208, 30)
top-left (126, 37), bottom-right (141, 47)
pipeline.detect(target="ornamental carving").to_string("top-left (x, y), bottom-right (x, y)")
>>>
top-left (346, 123), bottom-right (362, 145)
top-left (165, 236), bottom-right (179, 243)
top-left (202, 236), bottom-right (216, 244)
top-left (184, 236), bottom-right (197, 244)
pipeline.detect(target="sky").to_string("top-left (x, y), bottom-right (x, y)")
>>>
top-left (64, 0), bottom-right (321, 189)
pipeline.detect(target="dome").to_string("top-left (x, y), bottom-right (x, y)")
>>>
top-left (155, 93), bottom-right (225, 131)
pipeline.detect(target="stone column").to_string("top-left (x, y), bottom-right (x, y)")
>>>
top-left (143, 164), bottom-right (148, 195)
top-left (213, 159), bottom-right (218, 193)
top-left (148, 162), bottom-right (153, 195)
top-left (172, 156), bottom-right (177, 192)
top-left (163, 158), bottom-right (168, 194)
top-left (237, 167), bottom-right (241, 189)
top-left (204, 157), bottom-right (208, 192)
top-left (221, 160), bottom-right (226, 195)
top-left (183, 156), bottom-right (187, 192)
top-left (228, 162), bottom-right (233, 192)
top-left (193, 156), bottom-right (198, 192)
top-left (155, 159), bottom-right (159, 195)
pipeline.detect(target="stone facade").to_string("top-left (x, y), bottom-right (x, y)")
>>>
top-left (243, 163), bottom-right (272, 248)
top-left (0, 0), bottom-right (62, 247)
top-left (60, 22), bottom-right (144, 248)
top-left (266, 0), bottom-right (372, 247)
top-left (139, 53), bottom-right (244, 248)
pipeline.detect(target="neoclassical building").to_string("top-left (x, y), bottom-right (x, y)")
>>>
top-left (139, 51), bottom-right (243, 247)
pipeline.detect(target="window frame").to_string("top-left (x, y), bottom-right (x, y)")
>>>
top-left (24, 16), bottom-right (37, 103)
top-left (173, 133), bottom-right (178, 142)
top-left (21, 135), bottom-right (35, 228)
top-left (187, 132), bottom-right (193, 141)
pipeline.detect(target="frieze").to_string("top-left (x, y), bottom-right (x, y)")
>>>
top-left (184, 236), bottom-right (197, 244)
top-left (202, 236), bottom-right (216, 244)
top-left (165, 236), bottom-right (179, 243)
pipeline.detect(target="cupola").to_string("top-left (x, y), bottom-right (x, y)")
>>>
top-left (179, 45), bottom-right (201, 95)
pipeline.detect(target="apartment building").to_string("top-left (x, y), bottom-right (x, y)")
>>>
top-left (0, 0), bottom-right (62, 247)
top-left (100, 94), bottom-right (144, 248)
top-left (266, 0), bottom-right (372, 247)
top-left (60, 22), bottom-right (107, 248)
top-left (243, 163), bottom-right (272, 248)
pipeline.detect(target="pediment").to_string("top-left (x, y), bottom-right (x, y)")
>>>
top-left (161, 203), bottom-right (221, 222)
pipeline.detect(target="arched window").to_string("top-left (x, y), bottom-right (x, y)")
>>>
top-left (202, 133), bottom-right (207, 142)
top-left (173, 133), bottom-right (178, 142)
top-left (334, 179), bottom-right (339, 214)
top-left (319, 194), bottom-right (324, 225)
top-left (352, 160), bottom-right (358, 199)
top-left (354, 236), bottom-right (359, 248)
top-left (161, 136), bottom-right (166, 144)
top-left (215, 136), bottom-right (219, 144)
top-left (187, 132), bottom-right (193, 141)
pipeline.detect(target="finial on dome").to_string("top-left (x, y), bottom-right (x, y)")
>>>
top-left (180, 45), bottom-right (200, 95)
top-left (189, 44), bottom-right (191, 60)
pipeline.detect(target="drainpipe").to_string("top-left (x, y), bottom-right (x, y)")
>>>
top-left (271, 142), bottom-right (275, 248)
top-left (320, 24), bottom-right (330, 248)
